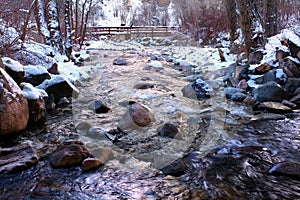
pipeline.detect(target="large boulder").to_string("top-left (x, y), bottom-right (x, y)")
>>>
top-left (0, 68), bottom-right (29, 136)
top-left (21, 83), bottom-right (46, 125)
top-left (2, 57), bottom-right (24, 85)
top-left (23, 65), bottom-right (51, 86)
top-left (36, 75), bottom-right (79, 102)
top-left (252, 81), bottom-right (289, 102)
top-left (280, 57), bottom-right (300, 78)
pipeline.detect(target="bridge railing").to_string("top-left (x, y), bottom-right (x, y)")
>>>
top-left (86, 26), bottom-right (179, 39)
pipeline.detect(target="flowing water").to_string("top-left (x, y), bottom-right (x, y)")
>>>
top-left (0, 41), bottom-right (299, 199)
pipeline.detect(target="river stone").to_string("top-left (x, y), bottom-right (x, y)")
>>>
top-left (161, 158), bottom-right (187, 176)
top-left (282, 100), bottom-right (298, 109)
top-left (0, 68), bottom-right (29, 136)
top-left (36, 75), bottom-right (79, 102)
top-left (248, 50), bottom-right (264, 64)
top-left (133, 82), bottom-right (155, 89)
top-left (89, 100), bottom-right (110, 114)
top-left (252, 81), bottom-right (289, 102)
top-left (224, 87), bottom-right (246, 100)
top-left (250, 113), bottom-right (286, 121)
top-left (158, 123), bottom-right (178, 138)
top-left (0, 144), bottom-right (38, 174)
top-left (113, 58), bottom-right (128, 65)
top-left (82, 158), bottom-right (103, 173)
top-left (290, 93), bottom-right (300, 105)
top-left (50, 141), bottom-right (90, 168)
top-left (231, 92), bottom-right (248, 102)
top-left (2, 57), bottom-right (24, 85)
top-left (129, 102), bottom-right (155, 127)
top-left (257, 102), bottom-right (293, 114)
top-left (182, 79), bottom-right (212, 100)
top-left (143, 61), bottom-right (163, 72)
top-left (284, 78), bottom-right (300, 95)
top-left (253, 63), bottom-right (273, 74)
top-left (280, 57), bottom-right (300, 78)
top-left (237, 79), bottom-right (248, 90)
top-left (269, 161), bottom-right (300, 177)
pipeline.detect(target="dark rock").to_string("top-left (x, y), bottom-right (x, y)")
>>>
top-left (224, 87), bottom-right (246, 100)
top-left (23, 65), bottom-right (51, 86)
top-left (275, 47), bottom-right (289, 62)
top-left (218, 48), bottom-right (225, 62)
top-left (223, 63), bottom-right (237, 83)
top-left (158, 123), bottom-right (178, 138)
top-left (2, 57), bottom-right (24, 85)
top-left (47, 63), bottom-right (59, 74)
top-left (248, 50), bottom-right (264, 64)
top-left (89, 100), bottom-right (110, 114)
top-left (251, 113), bottom-right (286, 121)
top-left (237, 79), bottom-right (248, 90)
top-left (50, 141), bottom-right (90, 168)
top-left (37, 75), bottom-right (79, 102)
top-left (253, 63), bottom-right (273, 75)
top-left (133, 83), bottom-right (155, 89)
top-left (82, 158), bottom-right (103, 173)
top-left (255, 69), bottom-right (276, 84)
top-left (161, 158), bottom-right (187, 176)
top-left (182, 79), bottom-right (212, 100)
top-left (113, 58), bottom-right (128, 65)
top-left (243, 96), bottom-right (256, 105)
top-left (253, 81), bottom-right (289, 102)
top-left (150, 54), bottom-right (158, 60)
top-left (290, 93), bottom-right (300, 105)
top-left (288, 39), bottom-right (300, 58)
top-left (282, 100), bottom-right (298, 109)
top-left (269, 161), bottom-right (300, 177)
top-left (27, 96), bottom-right (46, 125)
top-left (231, 92), bottom-right (248, 102)
top-left (284, 78), bottom-right (300, 95)
top-left (0, 68), bottom-right (29, 136)
top-left (0, 144), bottom-right (38, 174)
top-left (280, 57), bottom-right (300, 78)
top-left (256, 101), bottom-right (292, 114)
top-left (174, 59), bottom-right (197, 72)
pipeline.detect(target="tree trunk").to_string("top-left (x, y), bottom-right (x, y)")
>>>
top-left (47, 0), bottom-right (63, 54)
top-left (264, 0), bottom-right (279, 37)
top-left (64, 0), bottom-right (72, 59)
top-left (224, 0), bottom-right (238, 43)
top-left (34, 0), bottom-right (50, 44)
top-left (74, 0), bottom-right (79, 41)
top-left (80, 0), bottom-right (92, 47)
top-left (236, 0), bottom-right (254, 57)
top-left (79, 0), bottom-right (88, 44)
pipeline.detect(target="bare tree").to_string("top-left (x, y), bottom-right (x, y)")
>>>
top-left (264, 0), bottom-right (279, 37)
top-left (224, 0), bottom-right (238, 43)
top-left (34, 0), bottom-right (51, 44)
top-left (64, 0), bottom-right (72, 59)
top-left (47, 0), bottom-right (63, 54)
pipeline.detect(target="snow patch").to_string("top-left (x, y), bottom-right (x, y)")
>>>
top-left (21, 82), bottom-right (47, 100)
top-left (24, 65), bottom-right (49, 77)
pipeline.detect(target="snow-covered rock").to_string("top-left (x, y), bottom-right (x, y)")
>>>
top-left (2, 57), bottom-right (24, 85)
top-left (37, 75), bottom-right (79, 102)
top-left (21, 83), bottom-right (46, 125)
top-left (23, 65), bottom-right (51, 86)
top-left (0, 68), bottom-right (29, 135)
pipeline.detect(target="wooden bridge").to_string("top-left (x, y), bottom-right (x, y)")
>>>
top-left (86, 26), bottom-right (179, 40)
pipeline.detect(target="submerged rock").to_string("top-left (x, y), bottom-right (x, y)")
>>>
top-left (161, 158), bottom-right (187, 176)
top-left (158, 123), bottom-right (179, 138)
top-left (269, 161), bottom-right (300, 177)
top-left (82, 158), bottom-right (103, 173)
top-left (256, 101), bottom-right (293, 114)
top-left (0, 68), bottom-right (29, 136)
top-left (89, 100), bottom-right (111, 114)
top-left (113, 58), bottom-right (128, 66)
top-left (0, 144), bottom-right (38, 174)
